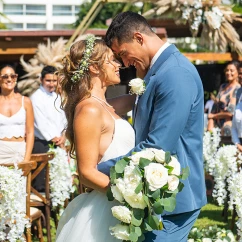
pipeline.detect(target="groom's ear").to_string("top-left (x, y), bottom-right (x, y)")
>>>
top-left (133, 32), bottom-right (143, 46)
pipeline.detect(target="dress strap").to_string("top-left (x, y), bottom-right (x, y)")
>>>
top-left (91, 96), bottom-right (116, 120)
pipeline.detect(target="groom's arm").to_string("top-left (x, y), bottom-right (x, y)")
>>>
top-left (98, 67), bottom-right (198, 175)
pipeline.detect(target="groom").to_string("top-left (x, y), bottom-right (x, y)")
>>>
top-left (98, 11), bottom-right (207, 241)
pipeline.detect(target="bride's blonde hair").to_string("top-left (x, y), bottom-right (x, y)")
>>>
top-left (58, 37), bottom-right (110, 156)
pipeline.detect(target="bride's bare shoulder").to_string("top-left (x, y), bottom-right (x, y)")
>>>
top-left (74, 98), bottom-right (102, 120)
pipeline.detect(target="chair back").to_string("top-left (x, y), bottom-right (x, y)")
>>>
top-left (30, 153), bottom-right (55, 205)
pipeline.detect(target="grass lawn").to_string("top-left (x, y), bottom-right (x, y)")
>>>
top-left (32, 195), bottom-right (237, 241)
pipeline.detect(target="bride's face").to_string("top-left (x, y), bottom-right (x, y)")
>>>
top-left (101, 49), bottom-right (121, 86)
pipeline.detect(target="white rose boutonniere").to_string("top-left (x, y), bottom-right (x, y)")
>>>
top-left (129, 78), bottom-right (146, 95)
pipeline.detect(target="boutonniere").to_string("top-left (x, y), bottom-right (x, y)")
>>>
top-left (128, 78), bottom-right (146, 96)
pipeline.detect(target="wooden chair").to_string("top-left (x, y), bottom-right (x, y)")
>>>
top-left (30, 153), bottom-right (55, 242)
top-left (1, 161), bottom-right (44, 242)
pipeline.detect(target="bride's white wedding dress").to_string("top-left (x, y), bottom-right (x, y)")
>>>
top-left (56, 104), bottom-right (135, 242)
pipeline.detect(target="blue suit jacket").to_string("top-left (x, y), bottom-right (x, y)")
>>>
top-left (98, 44), bottom-right (207, 215)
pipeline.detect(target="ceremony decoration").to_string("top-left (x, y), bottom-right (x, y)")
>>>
top-left (107, 148), bottom-right (189, 242)
top-left (0, 166), bottom-right (30, 242)
top-left (188, 225), bottom-right (236, 242)
top-left (203, 127), bottom-right (221, 174)
top-left (48, 147), bottom-right (74, 209)
top-left (139, 0), bottom-right (242, 54)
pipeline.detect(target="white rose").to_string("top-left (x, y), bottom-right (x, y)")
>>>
top-left (169, 157), bottom-right (181, 176)
top-left (129, 78), bottom-right (145, 95)
top-left (110, 224), bottom-right (130, 241)
top-left (187, 239), bottom-right (195, 242)
top-left (130, 149), bottom-right (155, 165)
top-left (151, 149), bottom-right (166, 163)
top-left (167, 175), bottom-right (179, 191)
top-left (111, 206), bottom-right (132, 224)
top-left (123, 190), bottom-right (147, 209)
top-left (227, 232), bottom-right (235, 241)
top-left (202, 239), bottom-right (212, 242)
top-left (123, 163), bottom-right (142, 190)
top-left (144, 163), bottom-right (168, 191)
top-left (111, 186), bottom-right (124, 203)
top-left (115, 178), bottom-right (126, 194)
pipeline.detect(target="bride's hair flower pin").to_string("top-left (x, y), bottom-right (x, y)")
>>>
top-left (128, 78), bottom-right (146, 95)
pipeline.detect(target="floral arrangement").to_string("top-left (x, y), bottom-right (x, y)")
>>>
top-left (48, 147), bottom-right (74, 210)
top-left (138, 0), bottom-right (242, 54)
top-left (129, 78), bottom-right (146, 96)
top-left (188, 225), bottom-right (236, 242)
top-left (71, 35), bottom-right (96, 83)
top-left (0, 166), bottom-right (30, 242)
top-left (203, 127), bottom-right (221, 174)
top-left (107, 148), bottom-right (189, 241)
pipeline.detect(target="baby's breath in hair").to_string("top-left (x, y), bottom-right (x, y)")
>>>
top-left (71, 35), bottom-right (96, 83)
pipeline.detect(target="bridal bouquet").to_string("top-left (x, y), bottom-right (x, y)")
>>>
top-left (107, 148), bottom-right (189, 242)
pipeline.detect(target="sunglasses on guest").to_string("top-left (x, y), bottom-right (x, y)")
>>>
top-left (0, 74), bottom-right (18, 80)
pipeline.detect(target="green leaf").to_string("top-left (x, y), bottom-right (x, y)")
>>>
top-left (153, 200), bottom-right (164, 215)
top-left (106, 187), bottom-right (114, 201)
top-left (139, 158), bottom-right (151, 169)
top-left (143, 195), bottom-right (150, 208)
top-left (137, 234), bottom-right (146, 242)
top-left (135, 182), bottom-right (143, 194)
top-left (181, 166), bottom-right (190, 180)
top-left (131, 209), bottom-right (145, 226)
top-left (115, 159), bottom-right (128, 173)
top-left (151, 189), bottom-right (161, 200)
top-left (164, 165), bottom-right (174, 174)
top-left (129, 232), bottom-right (139, 242)
top-left (144, 221), bottom-right (153, 231)
top-left (178, 182), bottom-right (184, 192)
top-left (160, 197), bottom-right (176, 212)
top-left (165, 151), bottom-right (171, 163)
top-left (147, 214), bottom-right (159, 230)
top-left (110, 166), bottom-right (116, 184)
top-left (135, 227), bottom-right (142, 237)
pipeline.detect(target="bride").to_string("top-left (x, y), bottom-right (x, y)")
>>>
top-left (56, 35), bottom-right (135, 241)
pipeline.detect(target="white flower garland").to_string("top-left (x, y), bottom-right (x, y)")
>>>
top-left (0, 166), bottom-right (30, 242)
top-left (203, 127), bottom-right (221, 174)
top-left (48, 147), bottom-right (74, 208)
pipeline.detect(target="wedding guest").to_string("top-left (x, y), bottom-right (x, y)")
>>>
top-left (0, 64), bottom-right (34, 164)
top-left (30, 65), bottom-right (67, 191)
top-left (235, 62), bottom-right (242, 104)
top-left (207, 61), bottom-right (240, 136)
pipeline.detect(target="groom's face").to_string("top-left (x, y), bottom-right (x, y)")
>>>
top-left (111, 35), bottom-right (149, 74)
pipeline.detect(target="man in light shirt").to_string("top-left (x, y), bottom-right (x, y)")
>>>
top-left (30, 65), bottom-right (66, 191)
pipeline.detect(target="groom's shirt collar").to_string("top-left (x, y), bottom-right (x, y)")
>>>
top-left (150, 41), bottom-right (171, 69)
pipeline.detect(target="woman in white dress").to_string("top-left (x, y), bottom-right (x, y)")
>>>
top-left (56, 35), bottom-right (135, 241)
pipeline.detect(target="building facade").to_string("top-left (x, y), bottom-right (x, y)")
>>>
top-left (0, 0), bottom-right (82, 30)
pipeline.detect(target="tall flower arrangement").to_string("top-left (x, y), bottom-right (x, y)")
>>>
top-left (203, 127), bottom-right (221, 174)
top-left (48, 147), bottom-right (74, 210)
top-left (107, 148), bottom-right (189, 241)
top-left (0, 166), bottom-right (30, 242)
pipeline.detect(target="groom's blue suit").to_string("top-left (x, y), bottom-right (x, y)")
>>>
top-left (98, 44), bottom-right (207, 241)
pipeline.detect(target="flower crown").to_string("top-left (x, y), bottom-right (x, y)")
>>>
top-left (71, 35), bottom-right (96, 83)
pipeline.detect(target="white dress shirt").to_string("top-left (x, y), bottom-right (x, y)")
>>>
top-left (30, 85), bottom-right (67, 141)
top-left (150, 41), bottom-right (171, 69)
top-left (232, 102), bottom-right (242, 144)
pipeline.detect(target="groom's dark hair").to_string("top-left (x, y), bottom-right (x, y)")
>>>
top-left (105, 11), bottom-right (155, 48)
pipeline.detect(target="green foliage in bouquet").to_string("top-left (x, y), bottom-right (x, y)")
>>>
top-left (106, 148), bottom-right (189, 242)
top-left (188, 225), bottom-right (236, 242)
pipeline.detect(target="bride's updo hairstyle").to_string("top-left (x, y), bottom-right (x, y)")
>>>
top-left (58, 35), bottom-right (110, 155)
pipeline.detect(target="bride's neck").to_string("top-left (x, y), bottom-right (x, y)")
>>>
top-left (90, 79), bottom-right (107, 99)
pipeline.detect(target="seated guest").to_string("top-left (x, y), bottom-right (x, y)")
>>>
top-left (30, 65), bottom-right (67, 191)
top-left (0, 64), bottom-right (34, 164)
